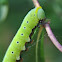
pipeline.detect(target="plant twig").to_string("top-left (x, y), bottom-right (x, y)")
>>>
top-left (32, 0), bottom-right (62, 52)
top-left (32, 0), bottom-right (40, 7)
top-left (40, 28), bottom-right (45, 62)
top-left (45, 24), bottom-right (62, 52)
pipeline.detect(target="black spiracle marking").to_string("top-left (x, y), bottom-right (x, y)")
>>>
top-left (24, 27), bottom-right (26, 29)
top-left (11, 51), bottom-right (14, 54)
top-left (27, 21), bottom-right (29, 23)
top-left (17, 41), bottom-right (19, 44)
top-left (21, 33), bottom-right (23, 36)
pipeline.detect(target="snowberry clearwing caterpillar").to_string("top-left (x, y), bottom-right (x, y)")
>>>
top-left (2, 6), bottom-right (45, 62)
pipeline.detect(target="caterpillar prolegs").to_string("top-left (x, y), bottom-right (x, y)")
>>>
top-left (2, 6), bottom-right (45, 62)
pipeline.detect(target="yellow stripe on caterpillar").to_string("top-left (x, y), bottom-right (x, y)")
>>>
top-left (35, 6), bottom-right (42, 13)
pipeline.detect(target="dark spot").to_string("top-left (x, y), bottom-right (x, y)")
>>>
top-left (27, 21), bottom-right (28, 23)
top-left (34, 14), bottom-right (35, 16)
top-left (17, 41), bottom-right (19, 43)
top-left (16, 60), bottom-right (20, 62)
top-left (21, 33), bottom-right (23, 36)
top-left (24, 27), bottom-right (26, 29)
top-left (12, 51), bottom-right (14, 54)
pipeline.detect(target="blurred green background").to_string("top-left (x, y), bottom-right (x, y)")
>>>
top-left (0, 0), bottom-right (62, 62)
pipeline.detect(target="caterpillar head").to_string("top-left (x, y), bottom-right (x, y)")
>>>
top-left (37, 7), bottom-right (45, 20)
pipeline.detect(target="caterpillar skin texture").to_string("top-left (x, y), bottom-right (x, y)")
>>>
top-left (2, 6), bottom-right (45, 62)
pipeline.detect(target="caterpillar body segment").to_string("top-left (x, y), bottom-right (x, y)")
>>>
top-left (2, 6), bottom-right (45, 62)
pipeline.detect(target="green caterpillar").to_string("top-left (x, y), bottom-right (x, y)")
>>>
top-left (2, 6), bottom-right (45, 62)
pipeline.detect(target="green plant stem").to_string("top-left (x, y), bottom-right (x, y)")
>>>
top-left (40, 28), bottom-right (45, 62)
top-left (36, 25), bottom-right (43, 62)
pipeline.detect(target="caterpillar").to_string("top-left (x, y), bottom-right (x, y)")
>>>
top-left (2, 6), bottom-right (45, 62)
